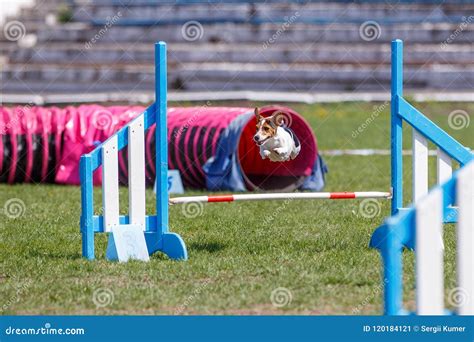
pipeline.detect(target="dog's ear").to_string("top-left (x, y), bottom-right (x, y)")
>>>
top-left (254, 107), bottom-right (262, 121)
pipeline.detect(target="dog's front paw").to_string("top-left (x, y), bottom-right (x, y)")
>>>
top-left (290, 150), bottom-right (300, 160)
top-left (273, 147), bottom-right (286, 156)
top-left (260, 149), bottom-right (271, 159)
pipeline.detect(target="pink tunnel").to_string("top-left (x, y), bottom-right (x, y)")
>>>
top-left (0, 105), bottom-right (320, 191)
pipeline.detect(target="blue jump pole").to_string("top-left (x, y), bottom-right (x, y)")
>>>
top-left (390, 39), bottom-right (403, 215)
top-left (80, 155), bottom-right (94, 260)
top-left (154, 42), bottom-right (188, 260)
top-left (155, 41), bottom-right (169, 235)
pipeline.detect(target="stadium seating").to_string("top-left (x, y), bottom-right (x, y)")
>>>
top-left (0, 0), bottom-right (472, 95)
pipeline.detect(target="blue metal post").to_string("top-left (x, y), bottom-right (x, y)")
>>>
top-left (153, 41), bottom-right (187, 260)
top-left (370, 222), bottom-right (406, 315)
top-left (382, 228), bottom-right (405, 315)
top-left (155, 42), bottom-right (169, 235)
top-left (391, 39), bottom-right (403, 215)
top-left (80, 155), bottom-right (94, 259)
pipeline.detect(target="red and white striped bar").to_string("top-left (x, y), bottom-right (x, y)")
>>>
top-left (169, 191), bottom-right (392, 204)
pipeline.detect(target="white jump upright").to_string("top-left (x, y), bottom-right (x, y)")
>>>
top-left (437, 148), bottom-right (452, 184)
top-left (128, 115), bottom-right (146, 227)
top-left (412, 129), bottom-right (428, 202)
top-left (456, 163), bottom-right (474, 315)
top-left (415, 187), bottom-right (445, 314)
top-left (102, 136), bottom-right (120, 232)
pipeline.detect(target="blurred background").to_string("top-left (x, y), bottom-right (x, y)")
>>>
top-left (0, 0), bottom-right (472, 104)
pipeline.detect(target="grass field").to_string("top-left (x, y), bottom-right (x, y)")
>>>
top-left (0, 101), bottom-right (472, 315)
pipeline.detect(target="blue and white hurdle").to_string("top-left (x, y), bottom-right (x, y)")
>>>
top-left (389, 39), bottom-right (472, 220)
top-left (370, 40), bottom-right (473, 315)
top-left (80, 42), bottom-right (187, 262)
top-left (370, 161), bottom-right (473, 315)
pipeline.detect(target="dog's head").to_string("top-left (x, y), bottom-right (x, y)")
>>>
top-left (253, 108), bottom-right (281, 146)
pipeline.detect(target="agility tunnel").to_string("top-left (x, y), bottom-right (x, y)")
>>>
top-left (0, 105), bottom-right (326, 191)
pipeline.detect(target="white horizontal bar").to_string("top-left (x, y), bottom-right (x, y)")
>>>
top-left (170, 191), bottom-right (392, 204)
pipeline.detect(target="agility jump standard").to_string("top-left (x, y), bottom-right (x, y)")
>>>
top-left (170, 191), bottom-right (391, 204)
top-left (369, 39), bottom-right (473, 316)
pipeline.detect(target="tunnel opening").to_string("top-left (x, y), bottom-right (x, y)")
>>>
top-left (237, 106), bottom-right (317, 191)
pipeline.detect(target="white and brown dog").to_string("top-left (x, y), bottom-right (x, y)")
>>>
top-left (253, 108), bottom-right (301, 162)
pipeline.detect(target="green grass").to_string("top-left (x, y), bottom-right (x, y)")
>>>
top-left (0, 101), bottom-right (472, 315)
